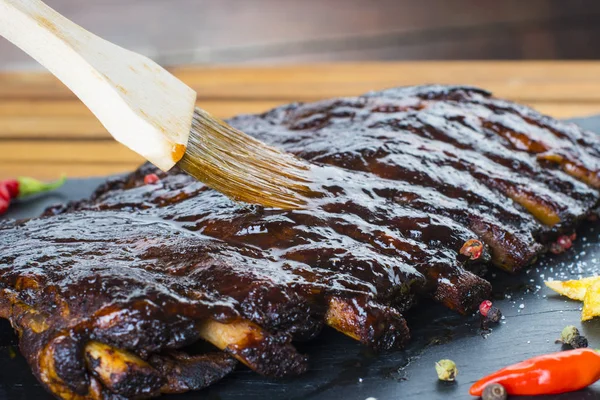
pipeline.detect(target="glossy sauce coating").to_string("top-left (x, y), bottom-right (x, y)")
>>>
top-left (1, 85), bottom-right (600, 399)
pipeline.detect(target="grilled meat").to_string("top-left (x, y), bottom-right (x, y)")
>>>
top-left (1, 85), bottom-right (599, 399)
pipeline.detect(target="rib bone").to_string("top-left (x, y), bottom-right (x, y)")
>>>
top-left (197, 318), bottom-right (308, 377)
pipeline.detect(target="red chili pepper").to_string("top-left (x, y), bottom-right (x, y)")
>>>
top-left (479, 300), bottom-right (493, 317)
top-left (7, 176), bottom-right (67, 198)
top-left (0, 176), bottom-right (66, 215)
top-left (470, 348), bottom-right (600, 396)
top-left (143, 173), bottom-right (160, 185)
top-left (0, 183), bottom-right (10, 215)
top-left (550, 233), bottom-right (575, 254)
top-left (0, 184), bottom-right (10, 202)
top-left (0, 199), bottom-right (8, 215)
top-left (3, 179), bottom-right (19, 199)
top-left (460, 239), bottom-right (483, 260)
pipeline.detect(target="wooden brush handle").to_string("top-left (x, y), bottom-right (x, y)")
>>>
top-left (0, 0), bottom-right (197, 171)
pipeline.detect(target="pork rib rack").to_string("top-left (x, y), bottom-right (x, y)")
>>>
top-left (1, 85), bottom-right (600, 399)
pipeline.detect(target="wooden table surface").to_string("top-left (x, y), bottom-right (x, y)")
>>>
top-left (3, 61), bottom-right (600, 180)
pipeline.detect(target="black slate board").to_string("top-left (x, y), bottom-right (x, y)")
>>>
top-left (3, 116), bottom-right (600, 400)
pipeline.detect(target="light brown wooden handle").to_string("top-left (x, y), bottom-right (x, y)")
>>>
top-left (0, 0), bottom-right (197, 171)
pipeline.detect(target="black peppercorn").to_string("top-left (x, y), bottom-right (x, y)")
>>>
top-left (570, 334), bottom-right (588, 349)
top-left (556, 325), bottom-right (588, 349)
top-left (482, 383), bottom-right (507, 400)
top-left (486, 306), bottom-right (502, 323)
top-left (480, 305), bottom-right (503, 330)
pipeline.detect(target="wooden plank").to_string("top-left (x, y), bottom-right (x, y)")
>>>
top-left (0, 100), bottom-right (283, 138)
top-left (4, 100), bottom-right (600, 181)
top-left (171, 62), bottom-right (600, 85)
top-left (2, 62), bottom-right (600, 180)
top-left (0, 100), bottom-right (88, 116)
top-left (533, 103), bottom-right (600, 119)
top-left (0, 140), bottom-right (137, 180)
top-left (0, 99), bottom-right (282, 117)
top-left (191, 82), bottom-right (600, 103)
top-left (0, 116), bottom-right (105, 138)
top-left (0, 162), bottom-right (135, 180)
top-left (0, 100), bottom-right (599, 139)
top-left (0, 141), bottom-right (143, 164)
top-left (2, 62), bottom-right (600, 102)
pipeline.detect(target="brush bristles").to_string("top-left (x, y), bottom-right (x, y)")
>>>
top-left (178, 108), bottom-right (312, 209)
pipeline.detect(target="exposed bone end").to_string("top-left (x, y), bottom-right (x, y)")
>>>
top-left (84, 341), bottom-right (164, 398)
top-left (538, 152), bottom-right (600, 189)
top-left (6, 296), bottom-right (91, 398)
top-left (433, 269), bottom-right (491, 314)
top-left (41, 339), bottom-right (236, 398)
top-left (325, 296), bottom-right (410, 350)
top-left (0, 289), bottom-right (50, 335)
top-left (197, 319), bottom-right (308, 377)
top-left (504, 187), bottom-right (561, 226)
top-left (149, 351), bottom-right (237, 394)
top-left (563, 161), bottom-right (600, 189)
top-left (46, 335), bottom-right (89, 395)
top-left (469, 217), bottom-right (541, 272)
top-left (38, 336), bottom-right (101, 400)
top-left (198, 318), bottom-right (263, 350)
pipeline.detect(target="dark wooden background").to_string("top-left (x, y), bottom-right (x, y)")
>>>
top-left (2, 0), bottom-right (600, 70)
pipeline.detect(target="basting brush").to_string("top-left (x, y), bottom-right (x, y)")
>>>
top-left (0, 0), bottom-right (311, 209)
